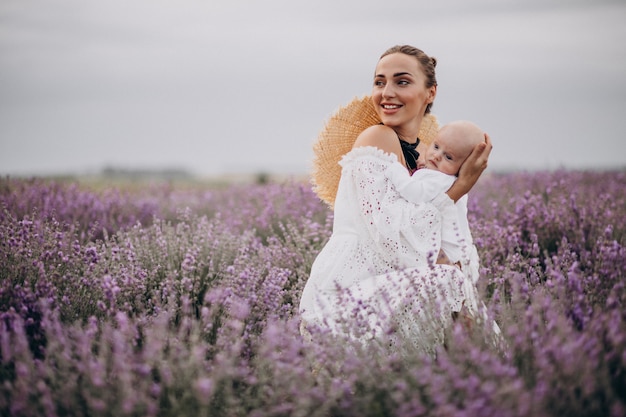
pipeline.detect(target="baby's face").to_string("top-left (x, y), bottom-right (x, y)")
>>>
top-left (423, 133), bottom-right (472, 175)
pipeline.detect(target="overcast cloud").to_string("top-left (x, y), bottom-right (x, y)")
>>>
top-left (1, 0), bottom-right (625, 177)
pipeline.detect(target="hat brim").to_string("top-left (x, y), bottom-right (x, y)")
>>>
top-left (311, 95), bottom-right (439, 208)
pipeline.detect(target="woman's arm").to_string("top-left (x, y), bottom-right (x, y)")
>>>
top-left (339, 147), bottom-right (446, 268)
top-left (355, 124), bottom-right (492, 203)
top-left (446, 133), bottom-right (492, 202)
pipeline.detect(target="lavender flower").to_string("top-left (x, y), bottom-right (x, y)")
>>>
top-left (0, 172), bottom-right (625, 416)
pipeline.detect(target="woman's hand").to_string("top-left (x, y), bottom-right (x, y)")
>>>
top-left (446, 133), bottom-right (493, 202)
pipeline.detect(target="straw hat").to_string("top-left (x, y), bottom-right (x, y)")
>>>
top-left (311, 95), bottom-right (440, 208)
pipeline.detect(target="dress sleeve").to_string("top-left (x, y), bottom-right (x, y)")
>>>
top-left (340, 147), bottom-right (456, 269)
top-left (384, 162), bottom-right (465, 264)
top-left (384, 163), bottom-right (448, 204)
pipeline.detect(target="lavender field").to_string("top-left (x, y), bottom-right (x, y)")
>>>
top-left (1, 171), bottom-right (625, 417)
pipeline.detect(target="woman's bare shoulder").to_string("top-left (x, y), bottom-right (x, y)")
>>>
top-left (353, 125), bottom-right (402, 160)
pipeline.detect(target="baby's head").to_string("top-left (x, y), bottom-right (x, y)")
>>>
top-left (420, 120), bottom-right (484, 176)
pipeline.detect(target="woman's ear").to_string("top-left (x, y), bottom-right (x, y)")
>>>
top-left (428, 85), bottom-right (437, 104)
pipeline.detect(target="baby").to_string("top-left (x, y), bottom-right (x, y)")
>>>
top-left (419, 120), bottom-right (485, 176)
top-left (385, 120), bottom-right (485, 281)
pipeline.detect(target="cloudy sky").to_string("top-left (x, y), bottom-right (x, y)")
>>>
top-left (1, 0), bottom-right (625, 178)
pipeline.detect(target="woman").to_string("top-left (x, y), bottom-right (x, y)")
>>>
top-left (300, 45), bottom-right (492, 353)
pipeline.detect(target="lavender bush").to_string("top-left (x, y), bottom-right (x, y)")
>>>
top-left (0, 171), bottom-right (625, 417)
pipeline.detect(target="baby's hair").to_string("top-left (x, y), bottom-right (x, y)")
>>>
top-left (444, 121), bottom-right (484, 149)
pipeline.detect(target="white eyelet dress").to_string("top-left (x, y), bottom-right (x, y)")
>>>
top-left (299, 146), bottom-right (481, 353)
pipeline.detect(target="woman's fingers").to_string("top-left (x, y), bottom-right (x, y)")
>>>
top-left (484, 132), bottom-right (492, 149)
top-left (477, 132), bottom-right (492, 169)
top-left (448, 132), bottom-right (494, 202)
top-left (469, 133), bottom-right (492, 169)
top-left (458, 133), bottom-right (493, 181)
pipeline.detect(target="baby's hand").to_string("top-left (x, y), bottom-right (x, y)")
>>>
top-left (417, 154), bottom-right (426, 170)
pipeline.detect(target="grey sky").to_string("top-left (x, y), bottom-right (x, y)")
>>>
top-left (1, 0), bottom-right (625, 177)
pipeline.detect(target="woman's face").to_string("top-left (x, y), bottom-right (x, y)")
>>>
top-left (371, 53), bottom-right (436, 134)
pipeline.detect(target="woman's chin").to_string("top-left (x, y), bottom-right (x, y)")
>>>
top-left (379, 115), bottom-right (400, 127)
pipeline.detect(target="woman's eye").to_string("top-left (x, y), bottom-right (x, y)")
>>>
top-left (374, 80), bottom-right (385, 87)
top-left (398, 80), bottom-right (409, 86)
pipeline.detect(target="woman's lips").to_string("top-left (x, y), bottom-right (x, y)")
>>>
top-left (381, 104), bottom-right (402, 114)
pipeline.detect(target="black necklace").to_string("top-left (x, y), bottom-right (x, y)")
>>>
top-left (399, 137), bottom-right (420, 172)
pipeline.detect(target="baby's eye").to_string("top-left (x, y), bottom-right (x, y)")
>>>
top-left (433, 144), bottom-right (439, 150)
top-left (445, 154), bottom-right (454, 161)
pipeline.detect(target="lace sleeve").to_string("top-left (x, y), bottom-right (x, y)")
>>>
top-left (384, 163), bottom-right (447, 204)
top-left (340, 147), bottom-right (455, 269)
top-left (383, 157), bottom-right (464, 264)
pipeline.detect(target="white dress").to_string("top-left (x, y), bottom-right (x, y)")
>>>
top-left (300, 147), bottom-right (480, 353)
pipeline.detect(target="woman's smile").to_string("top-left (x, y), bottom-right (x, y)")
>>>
top-left (381, 103), bottom-right (403, 114)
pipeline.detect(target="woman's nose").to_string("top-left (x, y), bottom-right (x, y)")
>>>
top-left (382, 83), bottom-right (395, 98)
